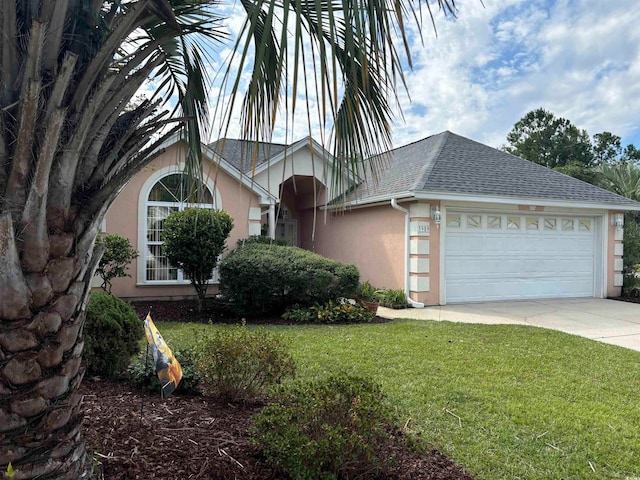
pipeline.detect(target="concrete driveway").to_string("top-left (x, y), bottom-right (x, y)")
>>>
top-left (378, 298), bottom-right (640, 352)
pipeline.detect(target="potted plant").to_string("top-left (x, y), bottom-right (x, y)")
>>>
top-left (356, 281), bottom-right (381, 314)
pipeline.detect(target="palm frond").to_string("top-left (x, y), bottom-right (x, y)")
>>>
top-left (219, 0), bottom-right (457, 194)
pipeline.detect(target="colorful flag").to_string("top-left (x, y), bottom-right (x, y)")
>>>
top-left (144, 314), bottom-right (183, 399)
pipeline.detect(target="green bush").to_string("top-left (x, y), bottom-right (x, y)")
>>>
top-left (378, 289), bottom-right (410, 309)
top-left (95, 233), bottom-right (138, 294)
top-left (162, 207), bottom-right (233, 312)
top-left (84, 292), bottom-right (144, 378)
top-left (282, 300), bottom-right (374, 323)
top-left (219, 243), bottom-right (359, 316)
top-left (127, 347), bottom-right (201, 395)
top-left (252, 373), bottom-right (395, 480)
top-left (194, 324), bottom-right (296, 403)
top-left (236, 235), bottom-right (290, 247)
top-left (356, 280), bottom-right (381, 302)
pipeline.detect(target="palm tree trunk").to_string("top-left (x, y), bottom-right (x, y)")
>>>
top-left (1, 212), bottom-right (97, 479)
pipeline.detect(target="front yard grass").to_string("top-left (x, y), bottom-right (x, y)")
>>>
top-left (157, 319), bottom-right (640, 480)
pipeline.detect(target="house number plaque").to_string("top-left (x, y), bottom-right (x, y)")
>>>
top-left (413, 222), bottom-right (430, 236)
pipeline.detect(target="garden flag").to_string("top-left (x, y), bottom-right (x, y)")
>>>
top-left (144, 314), bottom-right (183, 399)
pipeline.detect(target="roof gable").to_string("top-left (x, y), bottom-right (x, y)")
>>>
top-left (208, 138), bottom-right (289, 173)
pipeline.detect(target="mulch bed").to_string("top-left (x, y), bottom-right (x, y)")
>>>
top-left (81, 299), bottom-right (474, 479)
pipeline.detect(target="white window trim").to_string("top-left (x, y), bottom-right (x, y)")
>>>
top-left (137, 164), bottom-right (223, 285)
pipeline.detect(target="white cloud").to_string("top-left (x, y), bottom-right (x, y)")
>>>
top-left (390, 0), bottom-right (640, 149)
top-left (136, 0), bottom-right (640, 153)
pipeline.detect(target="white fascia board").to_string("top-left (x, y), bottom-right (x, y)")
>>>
top-left (149, 131), bottom-right (183, 153)
top-left (252, 136), bottom-right (360, 188)
top-left (322, 192), bottom-right (414, 211)
top-left (413, 191), bottom-right (640, 212)
top-left (323, 188), bottom-right (640, 212)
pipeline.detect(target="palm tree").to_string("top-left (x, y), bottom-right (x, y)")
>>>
top-left (0, 0), bottom-right (455, 478)
top-left (597, 163), bottom-right (640, 201)
top-left (598, 163), bottom-right (640, 280)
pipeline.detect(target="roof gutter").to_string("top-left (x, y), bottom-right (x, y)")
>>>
top-left (390, 199), bottom-right (424, 309)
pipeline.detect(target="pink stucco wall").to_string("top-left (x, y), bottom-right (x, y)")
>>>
top-left (103, 142), bottom-right (261, 300)
top-left (299, 204), bottom-right (405, 290)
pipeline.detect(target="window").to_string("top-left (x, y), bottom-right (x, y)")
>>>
top-left (487, 215), bottom-right (502, 229)
top-left (507, 216), bottom-right (521, 230)
top-left (578, 219), bottom-right (592, 232)
top-left (562, 219), bottom-right (575, 231)
top-left (144, 174), bottom-right (216, 282)
top-left (467, 215), bottom-right (482, 228)
top-left (544, 218), bottom-right (557, 231)
top-left (526, 217), bottom-right (539, 230)
top-left (447, 214), bottom-right (461, 228)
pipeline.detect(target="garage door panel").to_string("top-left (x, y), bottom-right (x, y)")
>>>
top-left (445, 213), bottom-right (596, 303)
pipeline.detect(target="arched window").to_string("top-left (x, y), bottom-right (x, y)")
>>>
top-left (145, 173), bottom-right (216, 282)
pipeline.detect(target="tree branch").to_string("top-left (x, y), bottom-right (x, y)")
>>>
top-left (48, 74), bottom-right (116, 227)
top-left (21, 108), bottom-right (66, 272)
top-left (1, 1), bottom-right (18, 105)
top-left (3, 79), bottom-right (41, 213)
top-left (45, 52), bottom-right (77, 122)
top-left (0, 212), bottom-right (31, 320)
top-left (41, 0), bottom-right (71, 74)
top-left (71, 0), bottom-right (150, 112)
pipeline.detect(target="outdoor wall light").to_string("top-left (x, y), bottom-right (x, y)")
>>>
top-left (431, 205), bottom-right (442, 226)
top-left (610, 213), bottom-right (624, 230)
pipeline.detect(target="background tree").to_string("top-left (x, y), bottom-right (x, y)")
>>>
top-left (162, 208), bottom-right (233, 312)
top-left (95, 234), bottom-right (139, 294)
top-left (502, 108), bottom-right (594, 169)
top-left (1, 2), bottom-right (459, 475)
top-left (592, 131), bottom-right (623, 165)
top-left (598, 162), bottom-right (640, 284)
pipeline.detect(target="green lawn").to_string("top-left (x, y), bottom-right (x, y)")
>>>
top-left (157, 319), bottom-right (640, 480)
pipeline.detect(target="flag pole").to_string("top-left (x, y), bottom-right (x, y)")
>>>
top-left (140, 307), bottom-right (152, 419)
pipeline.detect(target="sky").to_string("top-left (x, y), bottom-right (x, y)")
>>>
top-left (389, 0), bottom-right (640, 150)
top-left (160, 0), bottom-right (640, 152)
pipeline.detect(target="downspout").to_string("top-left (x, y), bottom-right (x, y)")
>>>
top-left (390, 199), bottom-right (425, 308)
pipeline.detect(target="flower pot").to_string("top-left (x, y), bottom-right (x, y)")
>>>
top-left (357, 298), bottom-right (379, 315)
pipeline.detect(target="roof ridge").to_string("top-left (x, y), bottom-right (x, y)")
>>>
top-left (209, 138), bottom-right (290, 148)
top-left (464, 134), bottom-right (635, 202)
top-left (411, 131), bottom-right (451, 191)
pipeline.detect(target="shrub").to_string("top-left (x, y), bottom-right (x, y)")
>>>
top-left (236, 235), bottom-right (290, 247)
top-left (356, 280), bottom-right (381, 302)
top-left (95, 233), bottom-right (139, 294)
top-left (219, 243), bottom-right (359, 316)
top-left (252, 373), bottom-right (395, 479)
top-left (84, 292), bottom-right (144, 378)
top-left (127, 346), bottom-right (201, 395)
top-left (378, 288), bottom-right (410, 309)
top-left (162, 207), bottom-right (233, 311)
top-left (282, 300), bottom-right (375, 324)
top-left (193, 324), bottom-right (296, 403)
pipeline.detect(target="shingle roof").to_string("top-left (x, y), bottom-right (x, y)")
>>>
top-left (348, 131), bottom-right (640, 207)
top-left (209, 138), bottom-right (289, 173)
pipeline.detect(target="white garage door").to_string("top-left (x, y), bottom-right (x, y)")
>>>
top-left (445, 212), bottom-right (596, 303)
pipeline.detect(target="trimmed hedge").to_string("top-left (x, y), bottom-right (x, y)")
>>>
top-left (219, 243), bottom-right (359, 316)
top-left (84, 292), bottom-right (144, 378)
top-left (236, 235), bottom-right (290, 248)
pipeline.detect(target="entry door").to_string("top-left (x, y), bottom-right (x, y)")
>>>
top-left (276, 219), bottom-right (298, 246)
